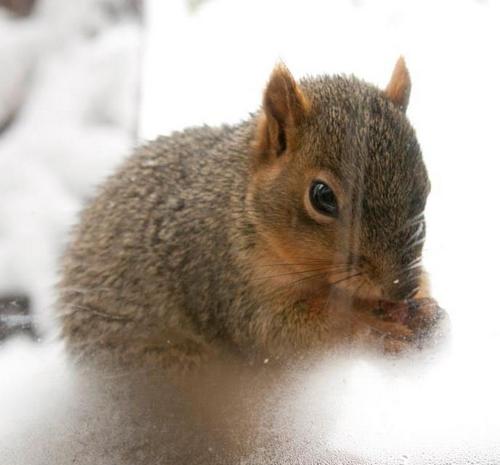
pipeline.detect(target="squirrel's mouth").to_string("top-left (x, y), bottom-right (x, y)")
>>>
top-left (324, 277), bottom-right (424, 325)
top-left (328, 269), bottom-right (421, 304)
top-left (370, 299), bottom-right (419, 325)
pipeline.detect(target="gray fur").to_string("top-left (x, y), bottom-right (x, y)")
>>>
top-left (58, 72), bottom-right (430, 369)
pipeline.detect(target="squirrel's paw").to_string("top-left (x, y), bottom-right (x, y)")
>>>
top-left (356, 298), bottom-right (449, 354)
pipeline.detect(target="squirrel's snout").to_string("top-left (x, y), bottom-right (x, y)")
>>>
top-left (362, 255), bottom-right (422, 302)
top-left (383, 278), bottom-right (420, 302)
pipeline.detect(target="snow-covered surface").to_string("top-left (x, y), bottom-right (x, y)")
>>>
top-left (0, 0), bottom-right (141, 335)
top-left (1, 0), bottom-right (500, 463)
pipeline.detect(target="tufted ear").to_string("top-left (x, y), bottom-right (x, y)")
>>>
top-left (385, 57), bottom-right (411, 112)
top-left (255, 63), bottom-right (310, 159)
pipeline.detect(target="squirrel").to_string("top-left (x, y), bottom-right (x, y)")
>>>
top-left (57, 57), bottom-right (447, 371)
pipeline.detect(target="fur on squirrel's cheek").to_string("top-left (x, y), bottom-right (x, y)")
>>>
top-left (327, 271), bottom-right (384, 301)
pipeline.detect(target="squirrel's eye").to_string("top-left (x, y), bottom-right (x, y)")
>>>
top-left (309, 181), bottom-right (339, 217)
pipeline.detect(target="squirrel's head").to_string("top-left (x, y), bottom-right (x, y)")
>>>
top-left (248, 58), bottom-right (430, 305)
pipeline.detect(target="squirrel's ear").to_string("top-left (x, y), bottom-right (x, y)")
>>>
top-left (255, 63), bottom-right (310, 158)
top-left (385, 57), bottom-right (411, 112)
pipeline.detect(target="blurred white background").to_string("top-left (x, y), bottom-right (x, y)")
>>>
top-left (0, 0), bottom-right (141, 335)
top-left (1, 0), bottom-right (500, 463)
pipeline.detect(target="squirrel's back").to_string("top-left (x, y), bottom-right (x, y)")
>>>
top-left (59, 123), bottom-right (255, 367)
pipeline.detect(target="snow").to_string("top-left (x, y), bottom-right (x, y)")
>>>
top-left (1, 0), bottom-right (500, 463)
top-left (0, 0), bottom-right (141, 335)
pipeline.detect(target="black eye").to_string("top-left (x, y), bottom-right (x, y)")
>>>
top-left (309, 181), bottom-right (339, 217)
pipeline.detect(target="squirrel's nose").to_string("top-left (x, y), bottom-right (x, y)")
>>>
top-left (384, 278), bottom-right (419, 301)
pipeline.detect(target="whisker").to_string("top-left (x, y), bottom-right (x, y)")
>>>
top-left (250, 266), bottom-right (336, 282)
top-left (256, 262), bottom-right (350, 269)
top-left (263, 270), bottom-right (361, 300)
top-left (281, 270), bottom-right (333, 288)
top-left (406, 257), bottom-right (423, 267)
top-left (404, 261), bottom-right (423, 272)
top-left (393, 212), bottom-right (425, 235)
top-left (61, 304), bottom-right (134, 322)
top-left (58, 286), bottom-right (114, 295)
top-left (406, 224), bottom-right (425, 245)
top-left (404, 237), bottom-right (426, 251)
top-left (330, 272), bottom-right (362, 287)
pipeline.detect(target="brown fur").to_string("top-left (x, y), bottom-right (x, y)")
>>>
top-left (58, 59), bottom-right (444, 370)
top-left (254, 62), bottom-right (311, 162)
top-left (385, 56), bottom-right (412, 111)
